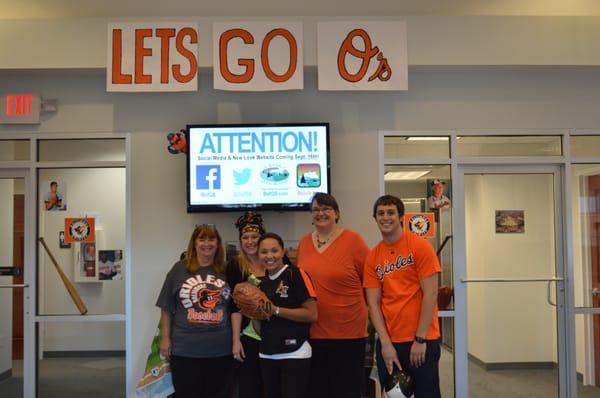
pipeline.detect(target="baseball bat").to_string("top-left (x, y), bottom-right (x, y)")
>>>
top-left (39, 237), bottom-right (88, 315)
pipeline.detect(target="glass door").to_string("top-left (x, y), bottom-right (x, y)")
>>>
top-left (572, 164), bottom-right (600, 397)
top-left (454, 166), bottom-right (567, 397)
top-left (0, 171), bottom-right (31, 398)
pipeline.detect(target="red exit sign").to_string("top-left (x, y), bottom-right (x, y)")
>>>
top-left (0, 94), bottom-right (41, 124)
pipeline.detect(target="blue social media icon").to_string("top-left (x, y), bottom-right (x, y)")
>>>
top-left (233, 168), bottom-right (251, 185)
top-left (196, 165), bottom-right (221, 190)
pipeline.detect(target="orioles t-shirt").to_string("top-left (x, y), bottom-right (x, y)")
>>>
top-left (363, 233), bottom-right (441, 343)
top-left (156, 261), bottom-right (232, 358)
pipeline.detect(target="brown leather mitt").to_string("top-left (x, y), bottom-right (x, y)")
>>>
top-left (233, 282), bottom-right (273, 320)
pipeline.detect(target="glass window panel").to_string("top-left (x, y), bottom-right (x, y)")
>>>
top-left (571, 136), bottom-right (600, 158)
top-left (0, 140), bottom-right (29, 161)
top-left (571, 165), bottom-right (600, 308)
top-left (0, 177), bottom-right (24, 398)
top-left (37, 322), bottom-right (125, 397)
top-left (38, 168), bottom-right (125, 315)
top-left (575, 314), bottom-right (600, 397)
top-left (384, 165), bottom-right (453, 310)
top-left (38, 139), bottom-right (125, 162)
top-left (384, 136), bottom-right (450, 159)
top-left (440, 317), bottom-right (455, 397)
top-left (457, 135), bottom-right (562, 157)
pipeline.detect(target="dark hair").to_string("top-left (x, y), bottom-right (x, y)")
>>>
top-left (185, 224), bottom-right (225, 273)
top-left (372, 195), bottom-right (405, 218)
top-left (50, 181), bottom-right (58, 187)
top-left (257, 232), bottom-right (285, 251)
top-left (310, 192), bottom-right (340, 223)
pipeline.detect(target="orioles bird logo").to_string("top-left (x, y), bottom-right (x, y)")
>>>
top-left (198, 288), bottom-right (222, 309)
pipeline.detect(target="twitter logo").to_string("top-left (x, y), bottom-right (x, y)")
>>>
top-left (233, 168), bottom-right (251, 185)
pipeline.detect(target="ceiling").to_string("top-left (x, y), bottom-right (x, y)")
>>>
top-left (2, 0), bottom-right (600, 19)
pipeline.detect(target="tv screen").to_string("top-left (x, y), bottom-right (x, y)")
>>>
top-left (186, 123), bottom-right (330, 212)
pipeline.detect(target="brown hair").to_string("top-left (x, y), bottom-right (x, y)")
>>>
top-left (310, 192), bottom-right (340, 223)
top-left (372, 195), bottom-right (405, 218)
top-left (185, 224), bottom-right (225, 273)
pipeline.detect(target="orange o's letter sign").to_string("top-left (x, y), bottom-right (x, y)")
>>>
top-left (213, 22), bottom-right (303, 91)
top-left (107, 22), bottom-right (199, 92)
top-left (318, 21), bottom-right (407, 91)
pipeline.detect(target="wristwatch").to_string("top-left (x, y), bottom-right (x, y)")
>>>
top-left (415, 336), bottom-right (426, 344)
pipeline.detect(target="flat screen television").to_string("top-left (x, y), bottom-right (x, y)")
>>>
top-left (186, 123), bottom-right (330, 212)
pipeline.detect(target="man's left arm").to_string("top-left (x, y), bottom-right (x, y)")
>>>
top-left (410, 273), bottom-right (438, 367)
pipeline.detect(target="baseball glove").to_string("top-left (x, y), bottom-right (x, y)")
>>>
top-left (233, 282), bottom-right (273, 320)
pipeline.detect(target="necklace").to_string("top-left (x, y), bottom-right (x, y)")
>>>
top-left (315, 231), bottom-right (334, 248)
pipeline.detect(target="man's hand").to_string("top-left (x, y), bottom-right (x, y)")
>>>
top-left (410, 340), bottom-right (426, 367)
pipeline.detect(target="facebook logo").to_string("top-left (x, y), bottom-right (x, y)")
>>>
top-left (196, 165), bottom-right (221, 190)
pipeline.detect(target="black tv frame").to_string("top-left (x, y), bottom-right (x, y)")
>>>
top-left (186, 122), bottom-right (331, 213)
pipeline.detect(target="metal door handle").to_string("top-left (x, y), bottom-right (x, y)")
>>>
top-left (461, 277), bottom-right (563, 283)
top-left (0, 284), bottom-right (29, 288)
top-left (592, 288), bottom-right (600, 297)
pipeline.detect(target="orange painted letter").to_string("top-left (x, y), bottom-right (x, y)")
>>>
top-left (219, 29), bottom-right (255, 83)
top-left (112, 29), bottom-right (132, 84)
top-left (261, 28), bottom-right (297, 83)
top-left (135, 29), bottom-right (153, 84)
top-left (156, 28), bottom-right (176, 84)
top-left (173, 27), bottom-right (198, 83)
top-left (337, 29), bottom-right (378, 83)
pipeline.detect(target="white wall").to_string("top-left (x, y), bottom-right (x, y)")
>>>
top-left (0, 179), bottom-right (14, 375)
top-left (2, 67), bottom-right (600, 394)
top-left (4, 17), bottom-right (600, 69)
top-left (465, 174), bottom-right (557, 364)
top-left (39, 168), bottom-right (126, 351)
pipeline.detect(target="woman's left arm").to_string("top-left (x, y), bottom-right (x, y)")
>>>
top-left (276, 298), bottom-right (317, 323)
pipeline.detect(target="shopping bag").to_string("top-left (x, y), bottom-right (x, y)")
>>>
top-left (135, 322), bottom-right (175, 398)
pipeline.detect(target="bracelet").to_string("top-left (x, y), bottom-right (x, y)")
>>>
top-left (274, 306), bottom-right (280, 317)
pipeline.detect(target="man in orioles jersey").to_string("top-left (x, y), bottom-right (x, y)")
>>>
top-left (364, 195), bottom-right (441, 398)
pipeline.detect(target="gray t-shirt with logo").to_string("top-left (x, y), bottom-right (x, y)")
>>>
top-left (156, 261), bottom-right (232, 358)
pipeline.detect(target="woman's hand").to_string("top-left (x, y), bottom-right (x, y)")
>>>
top-left (232, 338), bottom-right (245, 362)
top-left (381, 341), bottom-right (401, 374)
top-left (159, 336), bottom-right (171, 360)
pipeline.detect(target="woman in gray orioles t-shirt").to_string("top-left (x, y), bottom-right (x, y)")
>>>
top-left (156, 224), bottom-right (234, 398)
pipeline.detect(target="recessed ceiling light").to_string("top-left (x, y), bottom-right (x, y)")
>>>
top-left (406, 137), bottom-right (448, 141)
top-left (384, 170), bottom-right (431, 181)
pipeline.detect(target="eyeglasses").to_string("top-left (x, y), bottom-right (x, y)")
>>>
top-left (311, 206), bottom-right (334, 214)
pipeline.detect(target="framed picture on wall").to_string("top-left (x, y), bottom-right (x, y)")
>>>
top-left (99, 249), bottom-right (123, 281)
top-left (58, 231), bottom-right (71, 249)
top-left (426, 179), bottom-right (451, 210)
top-left (42, 180), bottom-right (67, 211)
top-left (495, 210), bottom-right (525, 233)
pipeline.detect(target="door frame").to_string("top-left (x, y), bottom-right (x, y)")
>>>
top-left (0, 168), bottom-right (35, 398)
top-left (453, 164), bottom-right (570, 397)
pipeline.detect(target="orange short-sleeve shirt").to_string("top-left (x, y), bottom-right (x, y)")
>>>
top-left (363, 232), bottom-right (441, 343)
top-left (297, 229), bottom-right (369, 339)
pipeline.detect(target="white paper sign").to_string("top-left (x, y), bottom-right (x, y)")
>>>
top-left (107, 22), bottom-right (199, 92)
top-left (213, 22), bottom-right (303, 91)
top-left (317, 21), bottom-right (407, 91)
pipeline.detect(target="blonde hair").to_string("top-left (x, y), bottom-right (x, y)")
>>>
top-left (185, 224), bottom-right (225, 273)
top-left (236, 250), bottom-right (253, 278)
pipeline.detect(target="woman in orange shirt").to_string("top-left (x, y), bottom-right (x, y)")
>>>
top-left (296, 192), bottom-right (370, 398)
